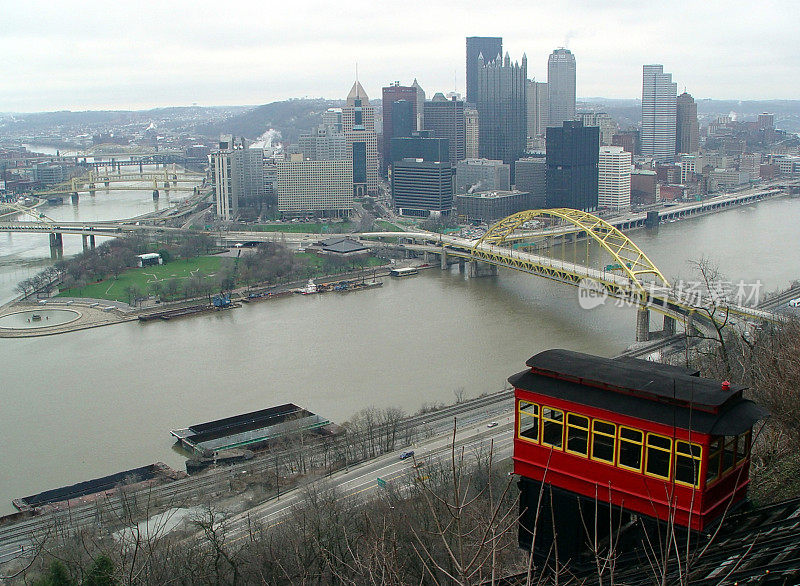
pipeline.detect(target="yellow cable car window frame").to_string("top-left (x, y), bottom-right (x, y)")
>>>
top-left (591, 419), bottom-right (616, 464)
top-left (674, 440), bottom-right (703, 488)
top-left (517, 400), bottom-right (540, 443)
top-left (618, 426), bottom-right (644, 472)
top-left (645, 433), bottom-right (673, 481)
top-left (706, 437), bottom-right (723, 485)
top-left (541, 407), bottom-right (564, 450)
top-left (566, 413), bottom-right (590, 457)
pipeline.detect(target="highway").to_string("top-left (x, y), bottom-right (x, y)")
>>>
top-left (220, 414), bottom-right (515, 546)
top-left (0, 390), bottom-right (514, 564)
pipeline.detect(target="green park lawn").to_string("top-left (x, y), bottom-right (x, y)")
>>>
top-left (58, 256), bottom-right (224, 302)
top-left (374, 220), bottom-right (404, 232)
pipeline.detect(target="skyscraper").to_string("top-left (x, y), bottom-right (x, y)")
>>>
top-left (598, 146), bottom-right (632, 210)
top-left (343, 81), bottom-right (379, 196)
top-left (382, 83), bottom-right (418, 174)
top-left (641, 65), bottom-right (677, 163)
top-left (466, 36), bottom-right (502, 105)
top-left (477, 51), bottom-right (527, 180)
top-left (424, 93), bottom-right (466, 166)
top-left (676, 91), bottom-right (699, 154)
top-left (546, 121), bottom-right (599, 211)
top-left (526, 80), bottom-right (549, 138)
top-left (392, 100), bottom-right (415, 141)
top-left (465, 107), bottom-right (479, 159)
top-left (412, 78), bottom-right (426, 131)
top-left (547, 49), bottom-right (576, 127)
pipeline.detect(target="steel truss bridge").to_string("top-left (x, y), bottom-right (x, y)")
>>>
top-left (28, 168), bottom-right (203, 198)
top-left (0, 206), bottom-right (780, 339)
top-left (363, 208), bottom-right (779, 339)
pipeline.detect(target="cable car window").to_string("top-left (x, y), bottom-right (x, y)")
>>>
top-left (591, 420), bottom-right (616, 464)
top-left (541, 407), bottom-right (564, 449)
top-left (736, 431), bottom-right (751, 463)
top-left (675, 441), bottom-right (702, 488)
top-left (566, 414), bottom-right (589, 457)
top-left (518, 401), bottom-right (539, 442)
top-left (722, 436), bottom-right (736, 473)
top-left (706, 437), bottom-right (722, 484)
top-left (646, 433), bottom-right (672, 480)
top-left (618, 427), bottom-right (643, 472)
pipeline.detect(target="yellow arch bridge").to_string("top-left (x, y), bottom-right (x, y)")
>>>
top-left (364, 209), bottom-right (777, 341)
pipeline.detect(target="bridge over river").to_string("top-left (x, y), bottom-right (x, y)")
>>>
top-left (0, 199), bottom-right (782, 341)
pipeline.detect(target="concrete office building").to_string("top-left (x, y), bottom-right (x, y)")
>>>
top-left (676, 92), bottom-right (700, 154)
top-left (298, 124), bottom-right (347, 161)
top-left (276, 156), bottom-right (353, 217)
top-left (514, 157), bottom-right (547, 208)
top-left (477, 52), bottom-right (527, 179)
top-left (210, 135), bottom-right (265, 221)
top-left (547, 49), bottom-right (576, 127)
top-left (392, 159), bottom-right (453, 217)
top-left (455, 190), bottom-right (531, 223)
top-left (424, 93), bottom-right (466, 166)
top-left (465, 107), bottom-right (479, 159)
top-left (466, 36), bottom-right (502, 105)
top-left (598, 146), bottom-right (631, 210)
top-left (577, 112), bottom-right (618, 146)
top-left (455, 158), bottom-right (510, 193)
top-left (642, 65), bottom-right (677, 163)
top-left (546, 121), bottom-right (599, 211)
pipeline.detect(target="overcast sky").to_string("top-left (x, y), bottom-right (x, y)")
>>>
top-left (1, 0), bottom-right (797, 112)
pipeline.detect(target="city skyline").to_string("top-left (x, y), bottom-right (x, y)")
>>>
top-left (2, 0), bottom-right (799, 112)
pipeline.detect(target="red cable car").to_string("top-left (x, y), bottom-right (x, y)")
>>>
top-left (512, 349), bottom-right (766, 556)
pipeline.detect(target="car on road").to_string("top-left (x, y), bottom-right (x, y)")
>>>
top-left (789, 298), bottom-right (800, 307)
top-left (487, 421), bottom-right (499, 428)
top-left (399, 450), bottom-right (415, 460)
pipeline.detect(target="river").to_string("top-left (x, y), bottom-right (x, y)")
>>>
top-left (0, 184), bottom-right (798, 515)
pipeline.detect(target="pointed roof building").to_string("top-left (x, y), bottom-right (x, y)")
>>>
top-left (346, 80), bottom-right (370, 106)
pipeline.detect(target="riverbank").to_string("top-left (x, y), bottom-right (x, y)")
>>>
top-left (0, 262), bottom-right (426, 338)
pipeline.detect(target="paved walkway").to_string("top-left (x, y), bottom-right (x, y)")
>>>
top-left (0, 300), bottom-right (136, 338)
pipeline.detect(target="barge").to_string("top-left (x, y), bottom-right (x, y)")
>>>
top-left (171, 403), bottom-right (337, 458)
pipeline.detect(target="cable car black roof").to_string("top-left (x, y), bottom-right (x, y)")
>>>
top-left (511, 349), bottom-right (767, 434)
top-left (525, 349), bottom-right (743, 410)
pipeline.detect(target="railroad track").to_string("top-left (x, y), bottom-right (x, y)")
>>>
top-left (0, 389), bottom-right (514, 554)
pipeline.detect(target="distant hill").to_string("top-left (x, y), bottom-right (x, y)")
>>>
top-left (0, 106), bottom-right (250, 138)
top-left (191, 99), bottom-right (343, 144)
top-left (579, 98), bottom-right (800, 133)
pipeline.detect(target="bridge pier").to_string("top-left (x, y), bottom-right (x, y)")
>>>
top-left (459, 258), bottom-right (465, 273)
top-left (440, 248), bottom-right (447, 270)
top-left (636, 307), bottom-right (650, 342)
top-left (663, 315), bottom-right (676, 335)
top-left (153, 190), bottom-right (159, 200)
top-left (89, 183), bottom-right (96, 195)
top-left (49, 233), bottom-right (63, 259)
top-left (468, 260), bottom-right (498, 278)
top-left (71, 192), bottom-right (79, 203)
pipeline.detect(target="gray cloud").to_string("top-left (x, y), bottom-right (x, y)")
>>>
top-left (1, 0), bottom-right (797, 112)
